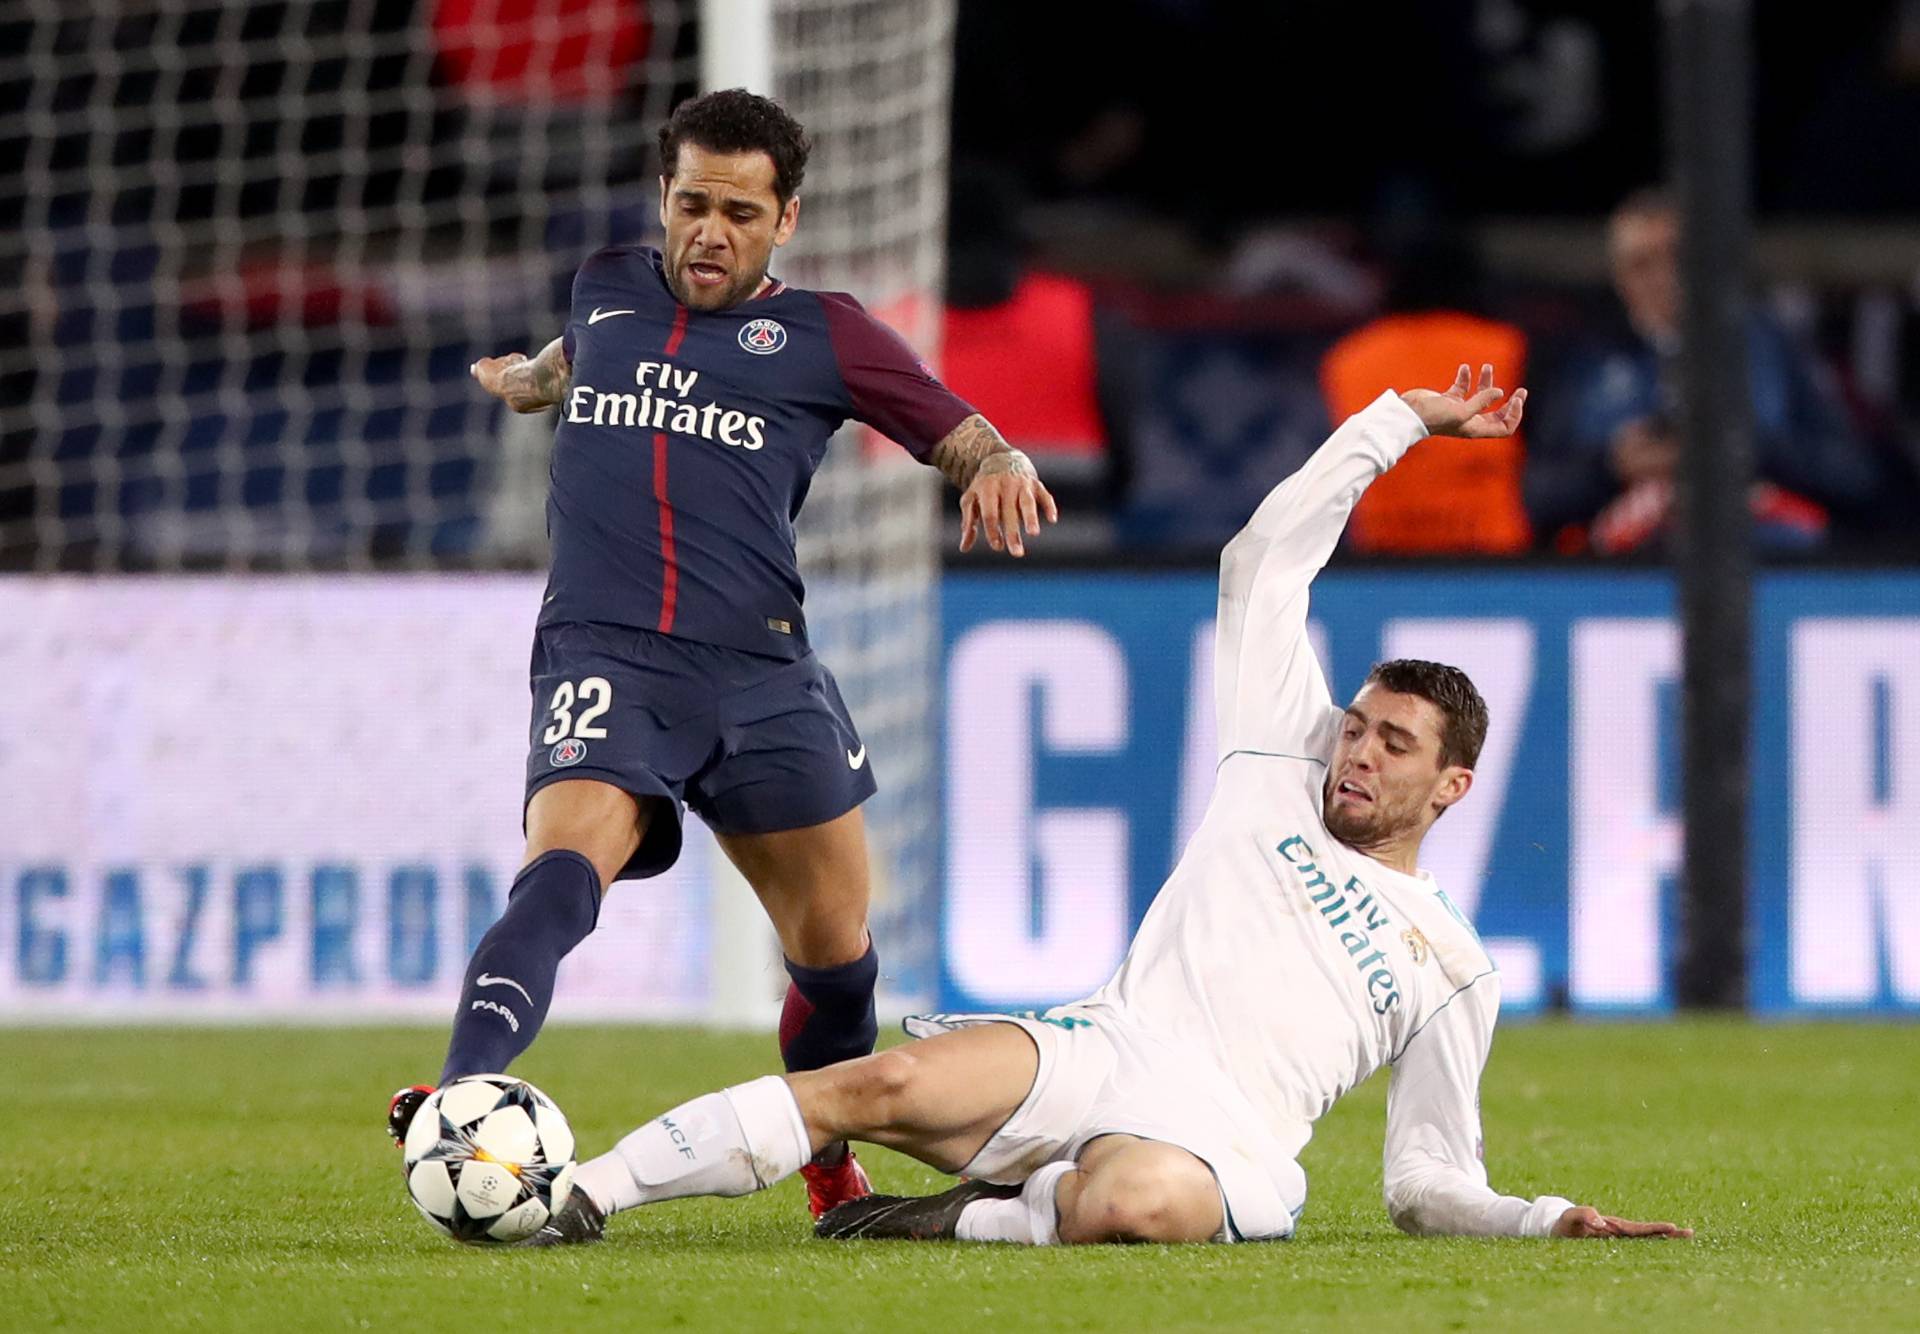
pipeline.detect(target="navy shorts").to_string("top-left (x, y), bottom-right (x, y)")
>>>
top-left (524, 621), bottom-right (876, 880)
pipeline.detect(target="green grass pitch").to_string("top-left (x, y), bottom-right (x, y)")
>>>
top-left (2, 1021), bottom-right (1914, 1332)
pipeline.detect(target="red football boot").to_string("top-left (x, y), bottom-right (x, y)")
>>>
top-left (800, 1144), bottom-right (873, 1219)
top-left (387, 1084), bottom-right (435, 1148)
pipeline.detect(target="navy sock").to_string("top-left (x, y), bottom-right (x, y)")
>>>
top-left (778, 944), bottom-right (880, 1074)
top-left (440, 850), bottom-right (601, 1084)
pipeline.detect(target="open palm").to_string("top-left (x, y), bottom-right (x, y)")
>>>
top-left (1399, 363), bottom-right (1527, 439)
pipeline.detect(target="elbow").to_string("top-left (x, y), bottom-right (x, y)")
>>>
top-left (1383, 1167), bottom-right (1469, 1237)
top-left (1384, 1183), bottom-right (1428, 1236)
top-left (1221, 528), bottom-right (1254, 567)
top-left (1219, 528), bottom-right (1265, 585)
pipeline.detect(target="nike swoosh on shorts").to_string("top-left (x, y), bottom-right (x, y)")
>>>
top-left (846, 745), bottom-right (867, 770)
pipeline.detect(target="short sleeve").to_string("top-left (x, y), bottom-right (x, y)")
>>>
top-left (818, 291), bottom-right (976, 457)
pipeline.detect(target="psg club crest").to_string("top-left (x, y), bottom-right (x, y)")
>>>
top-left (550, 738), bottom-right (587, 767)
top-left (738, 318), bottom-right (787, 355)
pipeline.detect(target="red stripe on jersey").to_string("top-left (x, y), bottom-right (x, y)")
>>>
top-left (652, 431), bottom-right (677, 633)
top-left (653, 304), bottom-right (688, 633)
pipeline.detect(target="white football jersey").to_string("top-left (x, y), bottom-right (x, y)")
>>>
top-left (1081, 392), bottom-right (1574, 1237)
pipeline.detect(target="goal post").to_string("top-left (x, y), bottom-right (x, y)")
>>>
top-left (695, 0), bottom-right (783, 1029)
top-left (698, 0), bottom-right (954, 1025)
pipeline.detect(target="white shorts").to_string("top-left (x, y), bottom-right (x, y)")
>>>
top-left (903, 1007), bottom-right (1306, 1242)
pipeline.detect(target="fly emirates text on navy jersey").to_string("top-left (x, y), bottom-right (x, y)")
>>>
top-left (564, 359), bottom-right (771, 451)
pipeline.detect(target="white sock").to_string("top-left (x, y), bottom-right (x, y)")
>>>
top-left (954, 1161), bottom-right (1074, 1245)
top-left (574, 1075), bottom-right (812, 1215)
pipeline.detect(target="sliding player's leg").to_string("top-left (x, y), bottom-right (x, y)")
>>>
top-left (816, 1016), bottom-right (1302, 1246)
top-left (844, 1128), bottom-right (1221, 1243)
top-left (831, 1133), bottom-right (1224, 1245)
top-left (1051, 1135), bottom-right (1225, 1243)
top-left (542, 1021), bottom-right (1041, 1243)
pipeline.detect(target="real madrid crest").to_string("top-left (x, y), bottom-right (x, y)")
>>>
top-left (738, 317), bottom-right (787, 355)
top-left (1401, 926), bottom-right (1431, 966)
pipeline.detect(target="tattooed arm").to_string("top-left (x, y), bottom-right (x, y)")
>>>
top-left (470, 337), bottom-right (572, 414)
top-left (926, 413), bottom-right (1061, 557)
top-left (927, 413), bottom-right (1028, 489)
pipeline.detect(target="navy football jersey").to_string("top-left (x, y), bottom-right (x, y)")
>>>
top-left (542, 245), bottom-right (975, 659)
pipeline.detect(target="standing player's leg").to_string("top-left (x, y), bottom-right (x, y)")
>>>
top-left (388, 621), bottom-right (698, 1147)
top-left (715, 807), bottom-right (877, 1072)
top-left (437, 779), bottom-right (653, 1083)
top-left (715, 808), bottom-right (880, 1210)
top-left (689, 654), bottom-right (886, 1212)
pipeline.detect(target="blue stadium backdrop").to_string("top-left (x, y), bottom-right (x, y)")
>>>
top-left (939, 569), bottom-right (1919, 1018)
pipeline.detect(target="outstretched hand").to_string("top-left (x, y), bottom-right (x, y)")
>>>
top-left (471, 352), bottom-right (529, 397)
top-left (471, 352), bottom-right (557, 414)
top-left (958, 455), bottom-right (1059, 558)
top-left (1399, 363), bottom-right (1527, 439)
top-left (471, 337), bottom-right (570, 414)
top-left (1553, 1205), bottom-right (1693, 1240)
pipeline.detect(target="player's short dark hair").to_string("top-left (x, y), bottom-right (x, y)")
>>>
top-left (1363, 659), bottom-right (1489, 770)
top-left (659, 89), bottom-right (811, 205)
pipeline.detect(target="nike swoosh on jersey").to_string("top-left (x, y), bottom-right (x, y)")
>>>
top-left (587, 307), bottom-right (635, 324)
top-left (477, 973), bottom-right (534, 1006)
top-left (846, 745), bottom-right (867, 770)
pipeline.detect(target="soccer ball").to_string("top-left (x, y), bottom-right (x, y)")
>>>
top-left (402, 1074), bottom-right (577, 1244)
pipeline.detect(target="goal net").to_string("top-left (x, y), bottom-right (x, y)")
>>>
top-left (771, 0), bottom-right (952, 1010)
top-left (0, 0), bottom-right (951, 1013)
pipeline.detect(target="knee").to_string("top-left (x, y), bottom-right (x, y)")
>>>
top-left (834, 1047), bottom-right (923, 1127)
top-left (1060, 1155), bottom-right (1223, 1244)
top-left (782, 914), bottom-right (872, 970)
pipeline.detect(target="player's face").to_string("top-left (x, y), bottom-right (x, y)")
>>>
top-left (1323, 685), bottom-right (1472, 850)
top-left (658, 144), bottom-right (800, 311)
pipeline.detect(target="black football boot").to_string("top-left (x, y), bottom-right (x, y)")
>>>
top-left (518, 1190), bottom-right (608, 1247)
top-left (814, 1179), bottom-right (1023, 1241)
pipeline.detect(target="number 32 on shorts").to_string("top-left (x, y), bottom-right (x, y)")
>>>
top-left (542, 677), bottom-right (612, 743)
